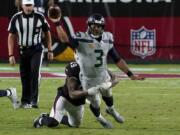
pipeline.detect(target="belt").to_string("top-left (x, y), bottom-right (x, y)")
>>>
top-left (19, 44), bottom-right (42, 49)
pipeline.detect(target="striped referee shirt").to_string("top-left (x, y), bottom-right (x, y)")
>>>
top-left (8, 11), bottom-right (50, 47)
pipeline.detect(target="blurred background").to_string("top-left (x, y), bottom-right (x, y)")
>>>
top-left (0, 0), bottom-right (180, 63)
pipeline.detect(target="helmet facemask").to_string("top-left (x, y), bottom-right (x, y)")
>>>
top-left (88, 23), bottom-right (104, 38)
top-left (87, 14), bottom-right (105, 38)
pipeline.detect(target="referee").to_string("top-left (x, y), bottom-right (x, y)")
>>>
top-left (8, 0), bottom-right (53, 109)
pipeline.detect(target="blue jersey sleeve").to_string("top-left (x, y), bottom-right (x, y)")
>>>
top-left (108, 47), bottom-right (122, 63)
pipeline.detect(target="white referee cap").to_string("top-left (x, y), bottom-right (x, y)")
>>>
top-left (22, 0), bottom-right (34, 5)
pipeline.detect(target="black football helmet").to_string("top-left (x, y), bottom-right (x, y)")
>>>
top-left (87, 14), bottom-right (105, 38)
top-left (65, 62), bottom-right (80, 78)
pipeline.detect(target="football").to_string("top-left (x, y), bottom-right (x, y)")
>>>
top-left (48, 5), bottom-right (61, 19)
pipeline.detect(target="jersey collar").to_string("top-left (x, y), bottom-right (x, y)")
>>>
top-left (22, 11), bottom-right (34, 18)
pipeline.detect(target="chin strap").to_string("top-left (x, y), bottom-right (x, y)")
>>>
top-left (87, 27), bottom-right (103, 38)
top-left (90, 34), bottom-right (101, 39)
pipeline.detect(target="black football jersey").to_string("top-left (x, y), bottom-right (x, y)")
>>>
top-left (58, 62), bottom-right (85, 106)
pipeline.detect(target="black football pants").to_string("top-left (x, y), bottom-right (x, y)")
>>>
top-left (20, 46), bottom-right (43, 105)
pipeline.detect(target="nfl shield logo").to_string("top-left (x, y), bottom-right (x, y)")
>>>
top-left (130, 26), bottom-right (156, 59)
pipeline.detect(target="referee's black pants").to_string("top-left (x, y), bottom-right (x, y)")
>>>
top-left (19, 45), bottom-right (43, 105)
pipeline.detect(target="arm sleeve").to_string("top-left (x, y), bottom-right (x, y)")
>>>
top-left (108, 47), bottom-right (122, 63)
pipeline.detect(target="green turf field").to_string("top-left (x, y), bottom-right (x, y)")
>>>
top-left (0, 64), bottom-right (180, 135)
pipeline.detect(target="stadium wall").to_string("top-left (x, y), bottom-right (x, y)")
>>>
top-left (0, 0), bottom-right (180, 63)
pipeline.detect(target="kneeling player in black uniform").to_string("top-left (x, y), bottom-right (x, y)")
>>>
top-left (33, 62), bottom-right (102, 128)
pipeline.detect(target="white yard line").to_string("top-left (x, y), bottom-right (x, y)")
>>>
top-left (115, 93), bottom-right (180, 96)
top-left (1, 67), bottom-right (180, 72)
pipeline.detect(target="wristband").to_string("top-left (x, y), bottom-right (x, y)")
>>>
top-left (54, 21), bottom-right (62, 26)
top-left (9, 55), bottom-right (14, 57)
top-left (127, 71), bottom-right (133, 77)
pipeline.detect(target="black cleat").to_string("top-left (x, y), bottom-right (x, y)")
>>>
top-left (33, 113), bottom-right (49, 128)
top-left (31, 104), bottom-right (38, 109)
top-left (31, 102), bottom-right (39, 109)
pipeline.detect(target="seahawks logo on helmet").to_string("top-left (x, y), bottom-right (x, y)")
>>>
top-left (87, 14), bottom-right (105, 26)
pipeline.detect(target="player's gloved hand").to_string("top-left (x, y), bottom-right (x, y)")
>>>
top-left (111, 78), bottom-right (120, 87)
top-left (9, 56), bottom-right (16, 66)
top-left (87, 86), bottom-right (100, 95)
top-left (99, 78), bottom-right (120, 91)
top-left (99, 81), bottom-right (112, 90)
top-left (130, 75), bottom-right (145, 80)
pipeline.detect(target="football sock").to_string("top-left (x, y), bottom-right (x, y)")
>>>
top-left (102, 96), bottom-right (113, 107)
top-left (90, 104), bottom-right (100, 117)
top-left (0, 90), bottom-right (8, 97)
top-left (6, 89), bottom-right (11, 96)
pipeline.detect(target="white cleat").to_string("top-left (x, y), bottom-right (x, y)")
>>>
top-left (8, 88), bottom-right (20, 109)
top-left (96, 116), bottom-right (113, 129)
top-left (106, 108), bottom-right (125, 123)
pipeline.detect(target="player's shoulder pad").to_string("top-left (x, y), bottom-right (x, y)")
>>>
top-left (104, 31), bottom-right (113, 38)
top-left (103, 32), bottom-right (114, 43)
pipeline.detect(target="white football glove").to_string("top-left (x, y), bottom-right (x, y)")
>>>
top-left (99, 81), bottom-right (112, 90)
top-left (87, 86), bottom-right (99, 95)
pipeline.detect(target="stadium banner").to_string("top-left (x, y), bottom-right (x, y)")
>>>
top-left (0, 0), bottom-right (180, 62)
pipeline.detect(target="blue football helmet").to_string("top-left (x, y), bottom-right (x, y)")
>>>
top-left (87, 14), bottom-right (105, 38)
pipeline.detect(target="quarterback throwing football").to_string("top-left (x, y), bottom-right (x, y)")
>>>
top-left (48, 11), bottom-right (145, 128)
